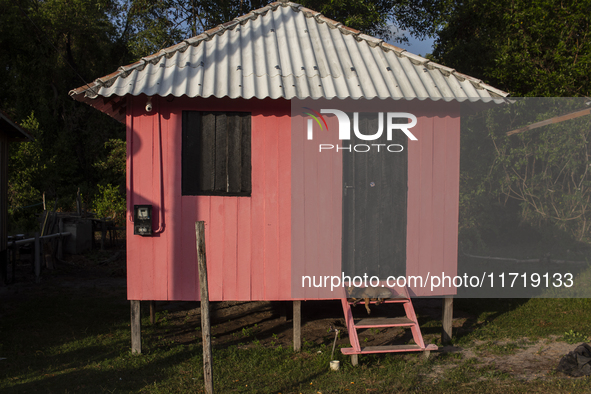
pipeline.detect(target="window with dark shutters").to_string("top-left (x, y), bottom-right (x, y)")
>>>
top-left (182, 111), bottom-right (252, 196)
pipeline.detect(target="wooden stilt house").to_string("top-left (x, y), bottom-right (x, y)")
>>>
top-left (70, 1), bottom-right (508, 358)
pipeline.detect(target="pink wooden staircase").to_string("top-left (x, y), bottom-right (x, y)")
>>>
top-left (340, 286), bottom-right (438, 365)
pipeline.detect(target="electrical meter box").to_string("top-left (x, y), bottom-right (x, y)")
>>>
top-left (133, 205), bottom-right (152, 236)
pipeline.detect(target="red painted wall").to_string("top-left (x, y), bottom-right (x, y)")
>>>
top-left (126, 97), bottom-right (460, 301)
top-left (291, 113), bottom-right (344, 300)
top-left (289, 100), bottom-right (460, 298)
top-left (127, 96), bottom-right (293, 301)
top-left (406, 103), bottom-right (460, 296)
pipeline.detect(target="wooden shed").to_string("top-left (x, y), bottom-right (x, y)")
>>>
top-left (71, 1), bottom-right (508, 356)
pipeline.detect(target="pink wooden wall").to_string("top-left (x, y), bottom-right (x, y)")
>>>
top-left (406, 102), bottom-right (460, 296)
top-left (289, 100), bottom-right (460, 298)
top-left (126, 96), bottom-right (294, 301)
top-left (291, 113), bottom-right (343, 300)
top-left (126, 96), bottom-right (460, 301)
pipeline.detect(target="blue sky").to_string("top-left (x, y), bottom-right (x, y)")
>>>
top-left (395, 35), bottom-right (436, 57)
top-left (386, 25), bottom-right (436, 57)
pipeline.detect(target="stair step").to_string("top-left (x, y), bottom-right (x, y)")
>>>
top-left (342, 345), bottom-right (421, 354)
top-left (341, 286), bottom-right (433, 358)
top-left (354, 317), bottom-right (415, 328)
top-left (348, 294), bottom-right (409, 305)
top-left (381, 295), bottom-right (410, 303)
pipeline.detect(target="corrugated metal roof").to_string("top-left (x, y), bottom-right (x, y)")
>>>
top-left (70, 1), bottom-right (509, 121)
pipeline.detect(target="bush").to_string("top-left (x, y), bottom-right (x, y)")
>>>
top-left (92, 184), bottom-right (126, 226)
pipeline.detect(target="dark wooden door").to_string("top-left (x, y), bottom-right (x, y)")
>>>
top-left (342, 114), bottom-right (408, 279)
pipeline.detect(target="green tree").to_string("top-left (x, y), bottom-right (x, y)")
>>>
top-left (0, 0), bottom-right (127, 224)
top-left (428, 1), bottom-right (591, 247)
top-left (460, 99), bottom-right (591, 246)
top-left (116, 0), bottom-right (453, 60)
top-left (2, 0), bottom-right (450, 233)
top-left (433, 0), bottom-right (591, 97)
top-left (114, 0), bottom-right (184, 60)
top-left (92, 183), bottom-right (127, 225)
top-left (7, 112), bottom-right (49, 231)
top-left (492, 99), bottom-right (591, 241)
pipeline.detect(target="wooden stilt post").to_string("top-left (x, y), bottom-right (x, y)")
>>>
top-left (442, 296), bottom-right (453, 344)
top-left (76, 188), bottom-right (81, 216)
top-left (34, 232), bottom-right (41, 283)
top-left (280, 301), bottom-right (287, 322)
top-left (293, 300), bottom-right (301, 352)
top-left (57, 219), bottom-right (64, 260)
top-left (149, 301), bottom-right (156, 324)
top-left (196, 221), bottom-right (213, 394)
top-left (131, 300), bottom-right (141, 354)
top-left (0, 250), bottom-right (6, 287)
top-left (100, 219), bottom-right (106, 251)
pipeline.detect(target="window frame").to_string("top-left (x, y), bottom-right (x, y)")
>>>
top-left (181, 110), bottom-right (252, 197)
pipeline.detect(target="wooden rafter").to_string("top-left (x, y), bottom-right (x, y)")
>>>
top-left (506, 106), bottom-right (591, 136)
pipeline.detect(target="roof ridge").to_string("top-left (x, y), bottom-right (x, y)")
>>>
top-left (292, 2), bottom-right (506, 94)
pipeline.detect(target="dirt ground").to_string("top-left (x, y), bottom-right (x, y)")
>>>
top-left (0, 245), bottom-right (582, 382)
top-left (439, 339), bottom-right (579, 381)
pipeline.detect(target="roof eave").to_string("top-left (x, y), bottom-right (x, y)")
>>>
top-left (0, 111), bottom-right (34, 141)
top-left (69, 0), bottom-right (510, 113)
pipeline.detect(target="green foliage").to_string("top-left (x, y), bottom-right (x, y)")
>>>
top-left (562, 329), bottom-right (588, 344)
top-left (8, 112), bottom-right (51, 232)
top-left (115, 0), bottom-right (426, 59)
top-left (0, 0), bottom-right (460, 236)
top-left (299, 0), bottom-right (395, 40)
top-left (8, 112), bottom-right (44, 206)
top-left (3, 0), bottom-right (590, 249)
top-left (434, 2), bottom-right (591, 248)
top-left (1, 0), bottom-right (127, 226)
top-left (92, 183), bottom-right (126, 225)
top-left (117, 0), bottom-right (454, 58)
top-left (433, 0), bottom-right (591, 97)
top-left (461, 98), bottom-right (591, 244)
top-left (93, 139), bottom-right (126, 187)
top-left (297, 0), bottom-right (454, 42)
top-left (113, 0), bottom-right (184, 60)
top-left (390, 0), bottom-right (456, 42)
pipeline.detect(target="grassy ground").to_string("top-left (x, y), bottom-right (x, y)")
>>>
top-left (2, 292), bottom-right (591, 393)
top-left (1, 248), bottom-right (591, 393)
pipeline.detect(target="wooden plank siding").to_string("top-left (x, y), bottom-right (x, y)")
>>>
top-left (406, 103), bottom-right (460, 296)
top-left (126, 97), bottom-right (460, 301)
top-left (126, 96), bottom-right (293, 301)
top-left (290, 113), bottom-right (343, 300)
top-left (126, 99), bottom-right (169, 300)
